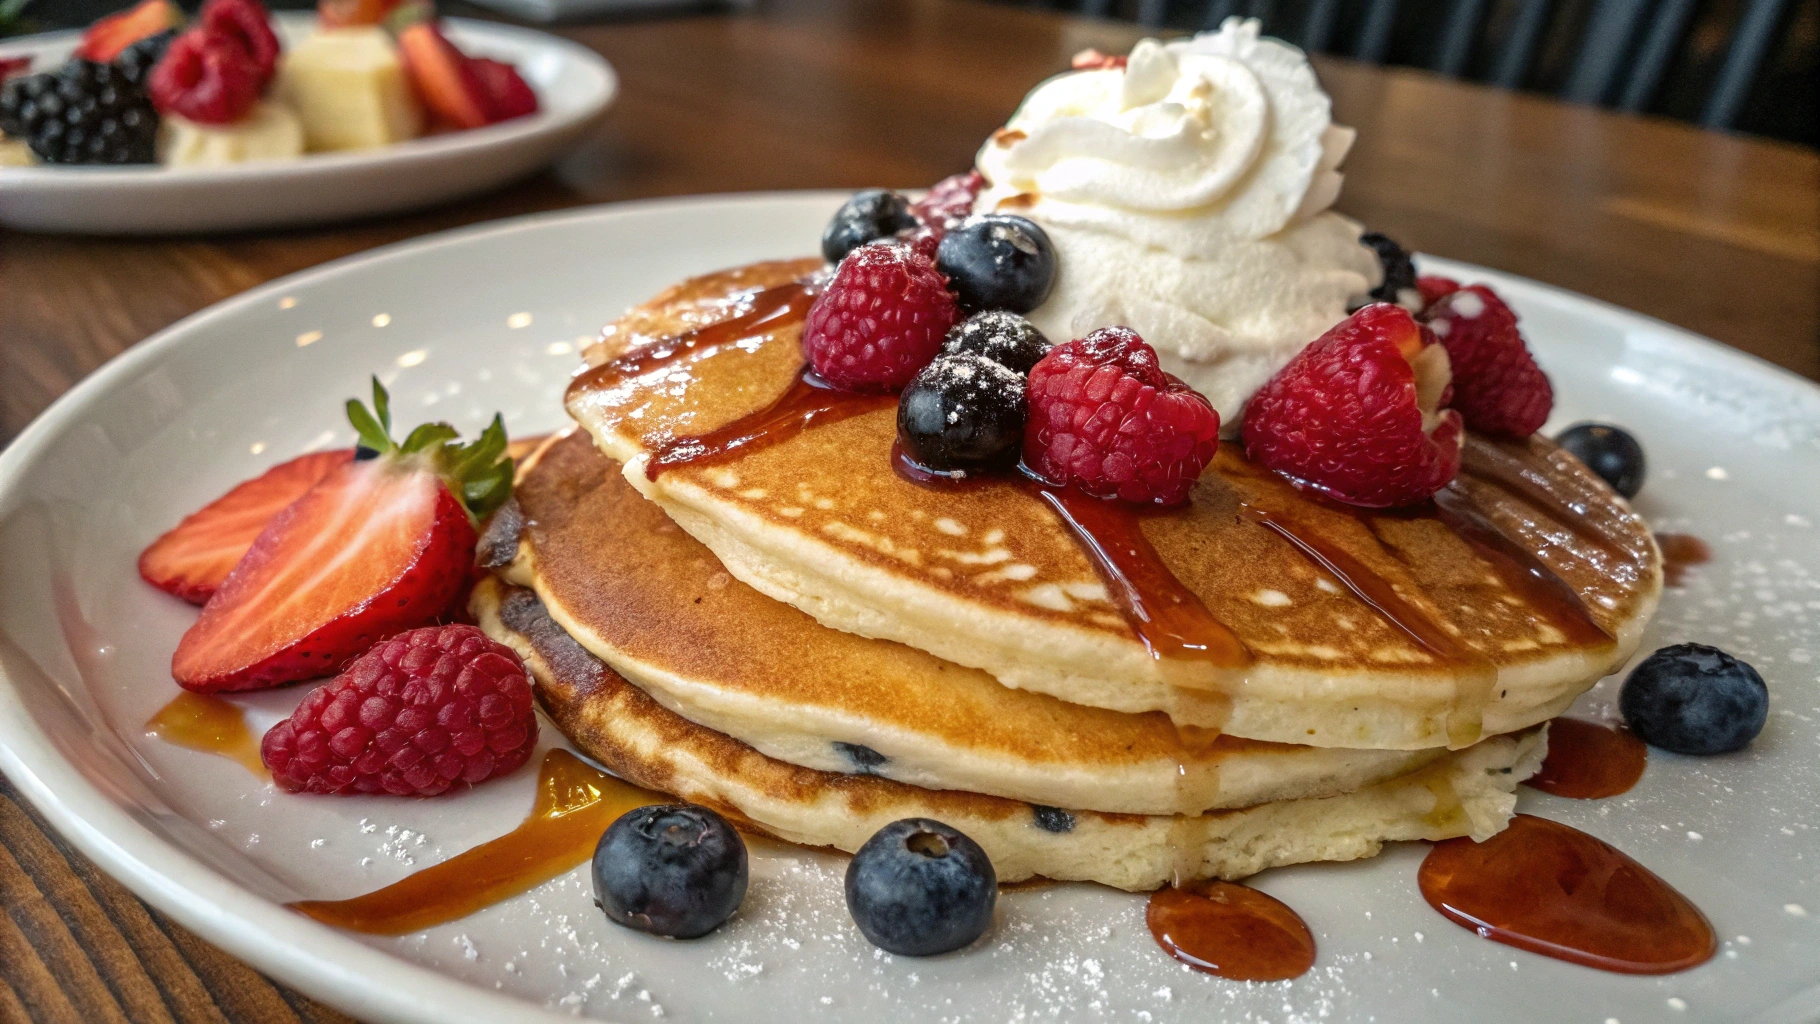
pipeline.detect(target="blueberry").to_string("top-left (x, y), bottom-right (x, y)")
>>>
top-left (897, 353), bottom-right (1027, 472)
top-left (935, 215), bottom-right (1057, 314)
top-left (942, 310), bottom-right (1051, 375)
top-left (822, 189), bottom-right (916, 264)
top-left (353, 445), bottom-right (382, 461)
top-left (1359, 232), bottom-right (1417, 306)
top-left (845, 818), bottom-right (996, 956)
top-left (1555, 422), bottom-right (1646, 498)
top-left (592, 803), bottom-right (748, 939)
top-left (1619, 643), bottom-right (1768, 755)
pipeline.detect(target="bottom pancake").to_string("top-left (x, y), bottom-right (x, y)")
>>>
top-left (473, 578), bottom-right (1546, 891)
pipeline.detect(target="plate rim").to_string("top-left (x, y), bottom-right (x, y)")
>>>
top-left (0, 14), bottom-right (617, 187)
top-left (0, 190), bottom-right (1816, 1024)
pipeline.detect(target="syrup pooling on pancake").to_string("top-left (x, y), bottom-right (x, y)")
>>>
top-left (569, 259), bottom-right (1659, 747)
top-left (647, 367), bottom-right (895, 479)
top-left (583, 266), bottom-right (1255, 717)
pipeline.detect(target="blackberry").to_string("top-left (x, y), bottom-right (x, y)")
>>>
top-left (115, 29), bottom-right (178, 90)
top-left (0, 60), bottom-right (158, 165)
top-left (1359, 231), bottom-right (1417, 307)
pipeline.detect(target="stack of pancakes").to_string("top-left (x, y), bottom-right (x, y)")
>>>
top-left (472, 258), bottom-right (1663, 891)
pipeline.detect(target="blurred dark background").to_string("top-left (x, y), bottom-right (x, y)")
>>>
top-left (5, 0), bottom-right (1815, 145)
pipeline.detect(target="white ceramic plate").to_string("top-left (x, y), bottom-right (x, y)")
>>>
top-left (0, 14), bottom-right (615, 235)
top-left (0, 193), bottom-right (1816, 1024)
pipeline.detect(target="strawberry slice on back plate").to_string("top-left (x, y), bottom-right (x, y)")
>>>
top-left (172, 380), bottom-right (513, 693)
top-left (140, 449), bottom-right (352, 605)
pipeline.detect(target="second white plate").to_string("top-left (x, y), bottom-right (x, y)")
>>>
top-left (0, 14), bottom-right (616, 235)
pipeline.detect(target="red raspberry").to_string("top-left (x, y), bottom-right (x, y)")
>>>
top-left (199, 0), bottom-right (280, 88)
top-left (802, 242), bottom-right (959, 392)
top-left (148, 28), bottom-right (262, 125)
top-left (261, 625), bottom-right (537, 797)
top-left (1416, 276), bottom-right (1460, 308)
top-left (1024, 327), bottom-right (1221, 506)
top-left (907, 170), bottom-right (985, 255)
top-left (1242, 304), bottom-right (1463, 508)
top-left (1424, 284), bottom-right (1553, 438)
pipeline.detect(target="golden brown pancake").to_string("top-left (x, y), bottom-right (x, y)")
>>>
top-left (564, 261), bottom-right (1662, 750)
top-left (472, 576), bottom-right (1546, 891)
top-left (494, 431), bottom-right (1447, 815)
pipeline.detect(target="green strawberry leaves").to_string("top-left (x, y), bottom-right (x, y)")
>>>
top-left (345, 376), bottom-right (514, 522)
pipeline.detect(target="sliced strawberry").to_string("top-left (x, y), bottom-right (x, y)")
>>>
top-left (0, 57), bottom-right (32, 83)
top-left (140, 449), bottom-right (353, 605)
top-left (470, 57), bottom-right (538, 122)
top-left (171, 379), bottom-right (514, 693)
top-left (318, 0), bottom-right (404, 29)
top-left (75, 0), bottom-right (184, 63)
top-left (395, 21), bottom-right (492, 130)
top-left (1424, 284), bottom-right (1554, 438)
top-left (1242, 303), bottom-right (1463, 508)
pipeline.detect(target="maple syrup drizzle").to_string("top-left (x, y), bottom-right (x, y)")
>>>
top-left (1458, 442), bottom-right (1628, 558)
top-left (1146, 879), bottom-right (1317, 981)
top-left (645, 367), bottom-right (894, 479)
top-left (145, 692), bottom-right (268, 778)
top-left (291, 749), bottom-right (664, 935)
top-left (890, 443), bottom-right (1249, 674)
top-left (566, 281), bottom-right (816, 399)
top-left (1429, 488), bottom-right (1614, 646)
top-left (1030, 483), bottom-right (1249, 672)
top-left (1419, 814), bottom-right (1715, 974)
top-left (1525, 717), bottom-right (1647, 799)
top-left (1656, 533), bottom-right (1712, 588)
top-left (1239, 503), bottom-right (1495, 747)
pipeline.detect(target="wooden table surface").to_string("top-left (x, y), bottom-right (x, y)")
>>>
top-left (1, 0), bottom-right (1817, 1020)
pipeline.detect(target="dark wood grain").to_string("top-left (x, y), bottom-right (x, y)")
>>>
top-left (0, 777), bottom-right (355, 1024)
top-left (0, 1), bottom-right (1816, 1021)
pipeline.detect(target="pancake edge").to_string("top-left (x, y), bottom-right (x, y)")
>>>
top-left (474, 576), bottom-right (1547, 891)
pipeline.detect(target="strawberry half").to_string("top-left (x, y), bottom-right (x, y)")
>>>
top-left (171, 379), bottom-right (513, 693)
top-left (1242, 303), bottom-right (1463, 508)
top-left (394, 19), bottom-right (492, 130)
top-left (140, 448), bottom-right (353, 605)
top-left (75, 0), bottom-right (184, 62)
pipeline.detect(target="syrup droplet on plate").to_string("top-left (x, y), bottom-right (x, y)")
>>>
top-left (145, 691), bottom-right (267, 778)
top-left (1656, 533), bottom-right (1712, 588)
top-left (1525, 718), bottom-right (1647, 799)
top-left (1419, 814), bottom-right (1715, 974)
top-left (1146, 879), bottom-right (1317, 981)
top-left (291, 749), bottom-right (664, 935)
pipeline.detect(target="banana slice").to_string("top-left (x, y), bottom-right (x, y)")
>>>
top-left (0, 137), bottom-right (35, 166)
top-left (160, 101), bottom-right (306, 167)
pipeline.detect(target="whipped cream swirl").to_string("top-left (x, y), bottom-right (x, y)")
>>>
top-left (973, 19), bottom-right (1380, 426)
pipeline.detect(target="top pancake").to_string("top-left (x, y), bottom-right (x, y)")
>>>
top-left (566, 260), bottom-right (1662, 750)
